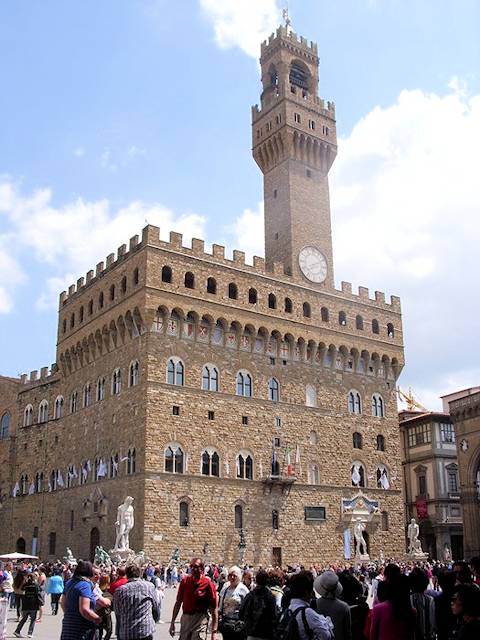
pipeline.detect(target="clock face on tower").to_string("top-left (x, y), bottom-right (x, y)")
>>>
top-left (298, 246), bottom-right (328, 283)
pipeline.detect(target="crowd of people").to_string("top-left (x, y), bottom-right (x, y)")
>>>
top-left (1, 555), bottom-right (480, 639)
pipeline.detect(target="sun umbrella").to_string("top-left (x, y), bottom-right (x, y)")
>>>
top-left (0, 552), bottom-right (39, 560)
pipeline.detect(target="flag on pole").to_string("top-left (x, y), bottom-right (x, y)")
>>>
top-left (351, 464), bottom-right (361, 486)
top-left (295, 444), bottom-right (301, 474)
top-left (72, 465), bottom-right (78, 478)
top-left (12, 482), bottom-right (20, 497)
top-left (285, 447), bottom-right (293, 476)
top-left (97, 459), bottom-right (107, 478)
top-left (236, 455), bottom-right (241, 478)
top-left (28, 482), bottom-right (35, 495)
top-left (57, 470), bottom-right (65, 487)
top-left (48, 481), bottom-right (52, 492)
top-left (82, 464), bottom-right (88, 482)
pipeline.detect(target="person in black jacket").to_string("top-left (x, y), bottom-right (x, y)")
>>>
top-left (14, 574), bottom-right (41, 638)
top-left (238, 570), bottom-right (277, 640)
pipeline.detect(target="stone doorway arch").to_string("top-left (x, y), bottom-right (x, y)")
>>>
top-left (16, 537), bottom-right (26, 553)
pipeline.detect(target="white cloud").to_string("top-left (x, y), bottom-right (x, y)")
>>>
top-left (0, 178), bottom-right (207, 310)
top-left (200, 0), bottom-right (281, 58)
top-left (330, 81), bottom-right (480, 409)
top-left (74, 147), bottom-right (85, 157)
top-left (227, 201), bottom-right (264, 260)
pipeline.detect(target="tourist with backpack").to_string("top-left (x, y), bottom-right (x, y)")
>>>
top-left (238, 569), bottom-right (277, 639)
top-left (278, 571), bottom-right (333, 640)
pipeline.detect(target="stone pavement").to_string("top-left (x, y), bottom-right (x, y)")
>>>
top-left (4, 588), bottom-right (179, 640)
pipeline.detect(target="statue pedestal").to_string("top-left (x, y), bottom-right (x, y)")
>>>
top-left (355, 553), bottom-right (370, 564)
top-left (109, 548), bottom-right (135, 564)
top-left (405, 551), bottom-right (429, 562)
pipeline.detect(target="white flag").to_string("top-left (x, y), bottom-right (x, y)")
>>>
top-left (120, 456), bottom-right (129, 462)
top-left (381, 470), bottom-right (390, 490)
top-left (57, 471), bottom-right (65, 487)
top-left (236, 456), bottom-right (241, 477)
top-left (351, 465), bottom-right (361, 486)
top-left (295, 444), bottom-right (301, 465)
top-left (48, 481), bottom-right (52, 492)
top-left (12, 482), bottom-right (20, 497)
top-left (97, 459), bottom-right (107, 478)
top-left (28, 482), bottom-right (35, 495)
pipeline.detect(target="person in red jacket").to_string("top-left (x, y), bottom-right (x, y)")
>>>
top-left (109, 566), bottom-right (127, 596)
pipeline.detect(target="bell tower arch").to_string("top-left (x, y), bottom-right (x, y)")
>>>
top-left (252, 25), bottom-right (337, 287)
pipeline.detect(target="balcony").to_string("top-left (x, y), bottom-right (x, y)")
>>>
top-left (262, 474), bottom-right (296, 495)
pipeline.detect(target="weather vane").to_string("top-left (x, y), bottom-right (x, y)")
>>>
top-left (282, 4), bottom-right (292, 32)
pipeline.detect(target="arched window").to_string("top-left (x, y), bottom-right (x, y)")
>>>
top-left (165, 444), bottom-right (184, 474)
top-left (179, 501), bottom-right (189, 527)
top-left (79, 306), bottom-right (84, 322)
top-left (201, 365), bottom-right (219, 392)
top-left (236, 371), bottom-right (252, 397)
top-left (284, 298), bottom-right (293, 313)
top-left (387, 323), bottom-right (395, 338)
top-left (126, 448), bottom-right (136, 475)
top-left (353, 432), bottom-right (363, 449)
top-left (268, 293), bottom-right (277, 309)
top-left (234, 504), bottom-right (243, 529)
top-left (109, 284), bottom-right (115, 301)
top-left (371, 394), bottom-right (385, 417)
top-left (376, 434), bottom-right (386, 451)
top-left (381, 511), bottom-right (389, 531)
top-left (70, 312), bottom-right (75, 329)
top-left (248, 288), bottom-right (257, 304)
top-left (35, 472), bottom-right (43, 493)
top-left (109, 454), bottom-right (119, 478)
top-left (321, 307), bottom-right (329, 322)
top-left (306, 385), bottom-right (317, 407)
top-left (24, 405), bottom-right (33, 427)
top-left (309, 430), bottom-right (318, 445)
top-left (339, 311), bottom-right (347, 326)
top-left (268, 377), bottom-right (280, 402)
top-left (237, 452), bottom-right (253, 480)
top-left (50, 469), bottom-right (57, 492)
top-left (184, 271), bottom-right (195, 289)
top-left (133, 267), bottom-right (139, 285)
top-left (96, 377), bottom-right (105, 402)
top-left (356, 315), bottom-right (364, 330)
top-left (303, 302), bottom-right (311, 318)
top-left (348, 391), bottom-right (362, 415)
top-left (167, 358), bottom-right (184, 386)
top-left (207, 277), bottom-right (217, 294)
top-left (70, 391), bottom-right (78, 413)
top-left (228, 283), bottom-right (238, 299)
top-left (98, 291), bottom-right (104, 309)
top-left (272, 509), bottom-right (279, 530)
top-left (290, 61), bottom-right (309, 90)
top-left (161, 265), bottom-right (172, 283)
top-left (372, 319), bottom-right (379, 334)
top-left (62, 318), bottom-right (67, 334)
top-left (310, 464), bottom-right (320, 485)
top-left (38, 400), bottom-right (49, 424)
top-left (20, 474), bottom-right (28, 495)
top-left (112, 369), bottom-right (122, 395)
top-left (121, 276), bottom-right (127, 294)
top-left (0, 412), bottom-right (10, 439)
top-left (88, 299), bottom-right (93, 315)
top-left (54, 396), bottom-right (64, 419)
top-left (201, 450), bottom-right (220, 477)
top-left (376, 465), bottom-right (390, 489)
top-left (129, 361), bottom-right (139, 387)
top-left (351, 463), bottom-right (366, 487)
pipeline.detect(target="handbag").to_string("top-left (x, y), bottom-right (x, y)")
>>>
top-left (219, 617), bottom-right (245, 635)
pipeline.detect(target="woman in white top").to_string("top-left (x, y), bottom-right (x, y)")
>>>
top-left (219, 566), bottom-right (250, 640)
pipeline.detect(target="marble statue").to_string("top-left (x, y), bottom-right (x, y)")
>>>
top-left (443, 543), bottom-right (452, 562)
top-left (114, 496), bottom-right (135, 551)
top-left (407, 518), bottom-right (423, 555)
top-left (353, 518), bottom-right (368, 557)
top-left (63, 547), bottom-right (76, 565)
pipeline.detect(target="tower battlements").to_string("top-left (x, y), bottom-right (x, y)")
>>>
top-left (251, 92), bottom-right (336, 122)
top-left (59, 225), bottom-right (401, 313)
top-left (19, 364), bottom-right (58, 388)
top-left (261, 26), bottom-right (318, 59)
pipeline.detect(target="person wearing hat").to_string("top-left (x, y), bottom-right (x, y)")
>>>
top-left (314, 570), bottom-right (352, 640)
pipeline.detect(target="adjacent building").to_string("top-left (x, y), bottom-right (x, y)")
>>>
top-left (399, 408), bottom-right (463, 559)
top-left (0, 24), bottom-right (406, 565)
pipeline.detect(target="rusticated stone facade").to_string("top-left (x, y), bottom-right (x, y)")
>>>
top-left (0, 25), bottom-right (406, 565)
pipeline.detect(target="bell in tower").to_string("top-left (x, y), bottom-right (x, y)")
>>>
top-left (252, 24), bottom-right (337, 287)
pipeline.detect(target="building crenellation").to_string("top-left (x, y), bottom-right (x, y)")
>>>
top-left (1, 22), bottom-right (407, 565)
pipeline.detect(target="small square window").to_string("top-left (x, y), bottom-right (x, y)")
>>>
top-left (306, 168), bottom-right (312, 178)
top-left (274, 437), bottom-right (281, 447)
top-left (208, 410), bottom-right (215, 421)
top-left (274, 232), bottom-right (279, 239)
top-left (54, 435), bottom-right (59, 444)
top-left (242, 416), bottom-right (248, 426)
top-left (273, 189), bottom-right (277, 198)
top-left (270, 357), bottom-right (276, 365)
top-left (172, 405), bottom-right (180, 416)
top-left (282, 359), bottom-right (287, 366)
top-left (275, 417), bottom-right (281, 428)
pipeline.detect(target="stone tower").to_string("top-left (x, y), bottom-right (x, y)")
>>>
top-left (252, 26), bottom-right (337, 287)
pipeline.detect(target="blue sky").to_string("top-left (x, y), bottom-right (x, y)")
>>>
top-left (1, 0), bottom-right (479, 409)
